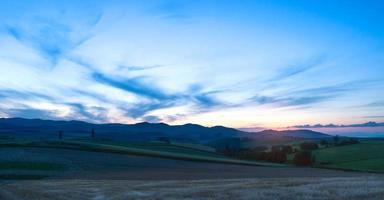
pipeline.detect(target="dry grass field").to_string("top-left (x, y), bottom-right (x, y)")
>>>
top-left (1, 142), bottom-right (383, 200)
top-left (1, 177), bottom-right (384, 200)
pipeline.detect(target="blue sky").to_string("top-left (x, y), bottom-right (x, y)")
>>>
top-left (0, 0), bottom-right (383, 128)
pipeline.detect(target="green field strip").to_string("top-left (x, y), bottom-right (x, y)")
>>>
top-left (60, 140), bottom-right (286, 167)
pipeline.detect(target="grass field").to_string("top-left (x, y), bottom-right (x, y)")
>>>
top-left (313, 140), bottom-right (384, 172)
top-left (0, 138), bottom-right (284, 167)
top-left (59, 140), bottom-right (284, 166)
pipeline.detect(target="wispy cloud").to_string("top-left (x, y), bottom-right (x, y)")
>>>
top-left (65, 103), bottom-right (108, 123)
top-left (124, 101), bottom-right (176, 118)
top-left (250, 79), bottom-right (382, 108)
top-left (363, 101), bottom-right (384, 108)
top-left (293, 121), bottom-right (384, 128)
top-left (3, 13), bottom-right (102, 67)
top-left (149, 0), bottom-right (191, 20)
top-left (6, 107), bottom-right (60, 120)
top-left (117, 65), bottom-right (164, 71)
top-left (267, 56), bottom-right (326, 81)
top-left (251, 94), bottom-right (334, 107)
top-left (0, 89), bottom-right (53, 101)
top-left (363, 116), bottom-right (384, 118)
top-left (91, 72), bottom-right (174, 100)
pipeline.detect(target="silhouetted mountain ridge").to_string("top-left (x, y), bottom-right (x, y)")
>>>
top-left (0, 118), bottom-right (330, 142)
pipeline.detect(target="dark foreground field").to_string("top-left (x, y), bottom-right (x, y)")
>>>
top-left (1, 177), bottom-right (384, 200)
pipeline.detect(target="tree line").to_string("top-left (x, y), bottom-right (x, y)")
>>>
top-left (220, 136), bottom-right (360, 166)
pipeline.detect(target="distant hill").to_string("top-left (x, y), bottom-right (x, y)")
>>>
top-left (0, 118), bottom-right (330, 142)
top-left (0, 118), bottom-right (243, 142)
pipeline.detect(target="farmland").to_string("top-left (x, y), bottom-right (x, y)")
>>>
top-left (0, 138), bottom-right (284, 167)
top-left (312, 139), bottom-right (384, 172)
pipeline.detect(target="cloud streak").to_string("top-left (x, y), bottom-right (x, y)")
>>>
top-left (3, 13), bottom-right (102, 67)
top-left (91, 72), bottom-right (174, 101)
top-left (293, 121), bottom-right (384, 128)
top-left (267, 56), bottom-right (326, 81)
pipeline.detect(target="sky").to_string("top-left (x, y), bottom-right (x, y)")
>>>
top-left (0, 0), bottom-right (383, 129)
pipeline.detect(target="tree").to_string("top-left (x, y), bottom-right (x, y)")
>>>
top-left (333, 135), bottom-right (339, 145)
top-left (91, 128), bottom-right (95, 138)
top-left (293, 151), bottom-right (313, 166)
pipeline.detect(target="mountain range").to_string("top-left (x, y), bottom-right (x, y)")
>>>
top-left (0, 118), bottom-right (330, 142)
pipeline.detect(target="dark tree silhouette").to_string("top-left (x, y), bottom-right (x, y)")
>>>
top-left (333, 135), bottom-right (339, 145)
top-left (91, 128), bottom-right (95, 138)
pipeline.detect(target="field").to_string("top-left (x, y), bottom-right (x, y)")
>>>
top-left (313, 140), bottom-right (384, 172)
top-left (0, 138), bottom-right (283, 168)
top-left (1, 177), bottom-right (384, 200)
top-left (0, 146), bottom-right (368, 180)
